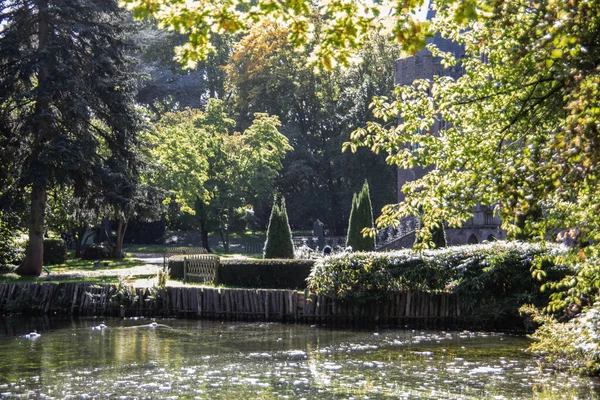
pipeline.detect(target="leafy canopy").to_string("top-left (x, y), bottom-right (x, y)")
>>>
top-left (345, 0), bottom-right (600, 246)
top-left (119, 0), bottom-right (486, 69)
top-left (146, 98), bottom-right (292, 220)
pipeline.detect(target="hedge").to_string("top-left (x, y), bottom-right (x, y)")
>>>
top-left (219, 259), bottom-right (313, 289)
top-left (168, 257), bottom-right (314, 289)
top-left (168, 256), bottom-right (185, 280)
top-left (308, 241), bottom-right (569, 327)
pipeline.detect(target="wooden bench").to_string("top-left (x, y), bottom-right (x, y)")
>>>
top-left (183, 254), bottom-right (220, 284)
top-left (163, 247), bottom-right (207, 268)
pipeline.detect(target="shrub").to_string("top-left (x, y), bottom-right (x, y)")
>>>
top-left (523, 304), bottom-right (600, 375)
top-left (168, 256), bottom-right (185, 279)
top-left (263, 195), bottom-right (294, 259)
top-left (346, 180), bottom-right (375, 251)
top-left (82, 243), bottom-right (112, 260)
top-left (346, 193), bottom-right (359, 250)
top-left (219, 259), bottom-right (314, 289)
top-left (43, 238), bottom-right (67, 265)
top-left (308, 241), bottom-right (568, 327)
top-left (0, 265), bottom-right (17, 274)
top-left (0, 211), bottom-right (24, 266)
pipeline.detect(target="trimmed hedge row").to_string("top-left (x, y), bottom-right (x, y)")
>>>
top-left (219, 259), bottom-right (313, 289)
top-left (168, 257), bottom-right (314, 289)
top-left (168, 256), bottom-right (186, 280)
top-left (308, 241), bottom-right (569, 328)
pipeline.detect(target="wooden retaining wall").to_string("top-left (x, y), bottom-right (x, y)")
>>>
top-left (0, 283), bottom-right (460, 325)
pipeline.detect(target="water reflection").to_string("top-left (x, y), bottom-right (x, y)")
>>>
top-left (0, 317), bottom-right (598, 399)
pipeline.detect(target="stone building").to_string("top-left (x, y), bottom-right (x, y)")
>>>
top-left (379, 8), bottom-right (505, 250)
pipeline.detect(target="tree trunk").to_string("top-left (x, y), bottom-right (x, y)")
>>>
top-left (74, 224), bottom-right (87, 258)
top-left (200, 228), bottom-right (210, 252)
top-left (219, 228), bottom-right (229, 252)
top-left (16, 183), bottom-right (47, 276)
top-left (196, 198), bottom-right (211, 252)
top-left (224, 207), bottom-right (233, 252)
top-left (16, 1), bottom-right (50, 277)
top-left (113, 213), bottom-right (128, 259)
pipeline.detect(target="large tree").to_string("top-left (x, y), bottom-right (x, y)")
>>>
top-left (146, 99), bottom-right (291, 251)
top-left (0, 0), bottom-right (142, 275)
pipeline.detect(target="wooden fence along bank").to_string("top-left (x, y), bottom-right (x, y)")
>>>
top-left (0, 283), bottom-right (460, 325)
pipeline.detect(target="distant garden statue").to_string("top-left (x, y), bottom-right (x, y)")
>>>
top-left (313, 219), bottom-right (325, 250)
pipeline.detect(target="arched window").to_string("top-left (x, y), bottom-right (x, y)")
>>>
top-left (487, 234), bottom-right (497, 242)
top-left (468, 234), bottom-right (479, 244)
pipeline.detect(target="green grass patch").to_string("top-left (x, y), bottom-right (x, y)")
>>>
top-left (0, 273), bottom-right (121, 285)
top-left (213, 251), bottom-right (262, 259)
top-left (49, 257), bottom-right (143, 273)
top-left (124, 244), bottom-right (169, 253)
top-left (225, 231), bottom-right (266, 244)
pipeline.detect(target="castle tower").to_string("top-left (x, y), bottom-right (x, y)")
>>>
top-left (382, 5), bottom-right (506, 248)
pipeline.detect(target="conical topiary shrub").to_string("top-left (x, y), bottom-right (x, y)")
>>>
top-left (346, 193), bottom-right (359, 249)
top-left (263, 195), bottom-right (295, 259)
top-left (346, 180), bottom-right (376, 252)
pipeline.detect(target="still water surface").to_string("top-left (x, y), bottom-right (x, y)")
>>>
top-left (0, 317), bottom-right (598, 399)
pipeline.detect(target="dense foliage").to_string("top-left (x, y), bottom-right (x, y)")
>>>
top-left (0, 211), bottom-right (23, 267)
top-left (524, 303), bottom-right (600, 376)
top-left (224, 19), bottom-right (398, 233)
top-left (263, 196), bottom-right (295, 259)
top-left (42, 239), bottom-right (67, 266)
top-left (346, 181), bottom-right (376, 251)
top-left (121, 0), bottom-right (474, 69)
top-left (346, 0), bottom-right (600, 247)
top-left (123, 219), bottom-right (166, 245)
top-left (308, 241), bottom-right (567, 327)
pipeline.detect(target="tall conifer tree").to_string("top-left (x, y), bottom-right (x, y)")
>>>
top-left (0, 0), bottom-right (142, 275)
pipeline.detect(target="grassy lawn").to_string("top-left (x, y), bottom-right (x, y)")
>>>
top-left (124, 244), bottom-right (169, 253)
top-left (49, 257), bottom-right (144, 273)
top-left (0, 273), bottom-right (123, 285)
top-left (0, 235), bottom-right (268, 286)
top-left (0, 256), bottom-right (150, 285)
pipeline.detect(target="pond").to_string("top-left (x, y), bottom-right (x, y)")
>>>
top-left (0, 317), bottom-right (598, 399)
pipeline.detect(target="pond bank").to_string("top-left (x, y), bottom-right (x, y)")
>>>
top-left (0, 282), bottom-right (461, 327)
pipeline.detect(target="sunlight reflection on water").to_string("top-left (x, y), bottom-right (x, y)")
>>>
top-left (0, 317), bottom-right (598, 399)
